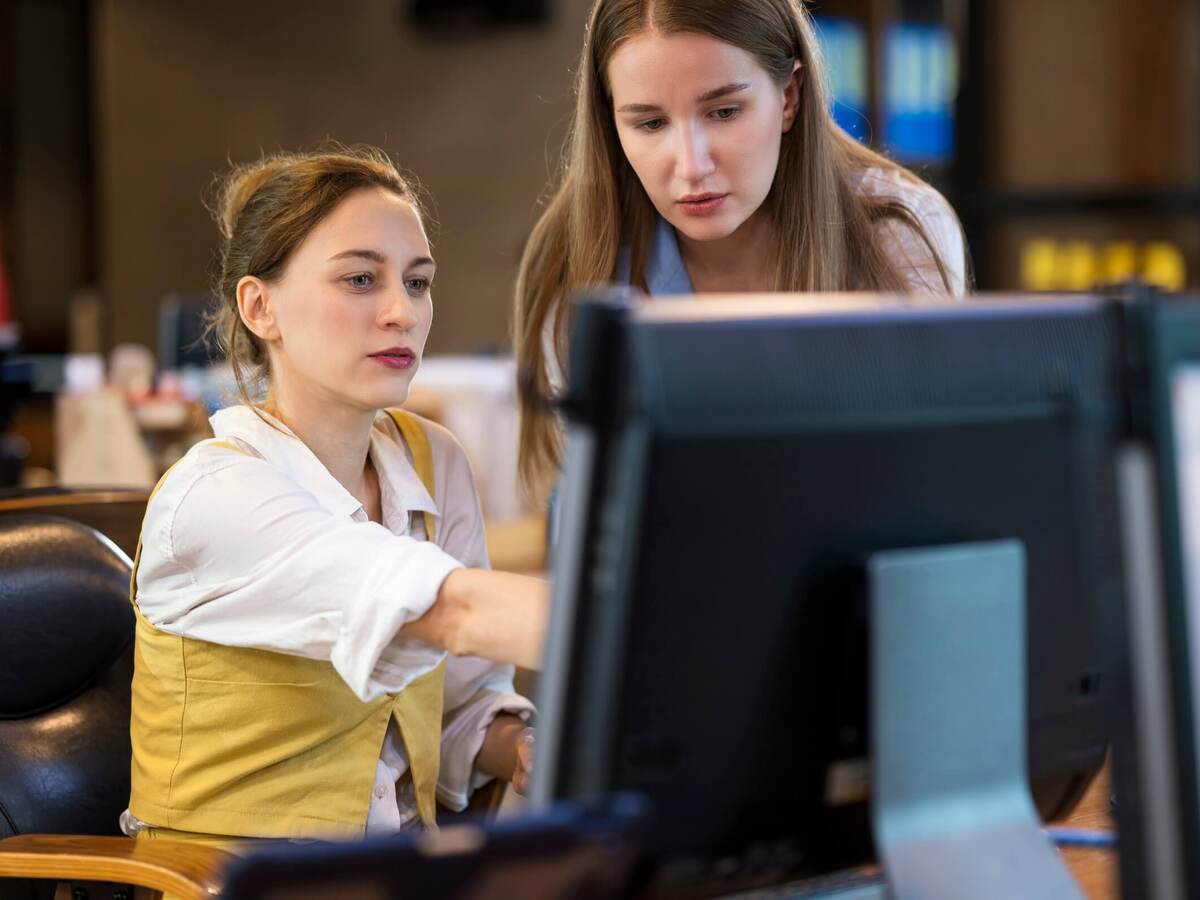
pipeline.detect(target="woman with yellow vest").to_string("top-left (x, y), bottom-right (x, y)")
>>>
top-left (122, 146), bottom-right (549, 846)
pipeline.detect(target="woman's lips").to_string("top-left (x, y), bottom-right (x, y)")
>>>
top-left (677, 193), bottom-right (729, 217)
top-left (369, 349), bottom-right (416, 370)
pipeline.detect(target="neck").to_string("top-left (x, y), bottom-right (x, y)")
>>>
top-left (265, 380), bottom-right (376, 502)
top-left (676, 208), bottom-right (776, 293)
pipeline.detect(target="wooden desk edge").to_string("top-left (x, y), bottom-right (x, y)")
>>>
top-left (1060, 764), bottom-right (1117, 899)
top-left (0, 835), bottom-right (232, 899)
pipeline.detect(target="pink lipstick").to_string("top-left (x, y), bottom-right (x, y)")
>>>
top-left (369, 347), bottom-right (417, 370)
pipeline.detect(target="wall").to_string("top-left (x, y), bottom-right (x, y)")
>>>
top-left (8, 0), bottom-right (92, 348)
top-left (986, 0), bottom-right (1199, 189)
top-left (91, 0), bottom-right (592, 356)
top-left (78, 0), bottom-right (1200, 338)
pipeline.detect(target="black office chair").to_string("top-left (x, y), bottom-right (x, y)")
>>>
top-left (0, 515), bottom-right (135, 899)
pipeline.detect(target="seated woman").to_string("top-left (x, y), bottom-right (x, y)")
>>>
top-left (123, 146), bottom-right (548, 846)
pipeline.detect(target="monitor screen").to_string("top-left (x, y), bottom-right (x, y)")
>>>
top-left (158, 293), bottom-right (218, 371)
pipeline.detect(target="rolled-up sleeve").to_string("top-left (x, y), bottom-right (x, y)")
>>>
top-left (438, 659), bottom-right (536, 809)
top-left (424, 424), bottom-right (537, 808)
top-left (135, 449), bottom-right (463, 702)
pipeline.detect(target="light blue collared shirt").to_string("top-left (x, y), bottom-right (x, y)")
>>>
top-left (616, 217), bottom-right (694, 295)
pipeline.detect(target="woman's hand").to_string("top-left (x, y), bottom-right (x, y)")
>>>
top-left (477, 713), bottom-right (535, 792)
top-left (511, 726), bottom-right (536, 795)
top-left (402, 568), bottom-right (551, 669)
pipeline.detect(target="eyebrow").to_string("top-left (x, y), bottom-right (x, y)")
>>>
top-left (328, 249), bottom-right (436, 269)
top-left (615, 82), bottom-right (751, 114)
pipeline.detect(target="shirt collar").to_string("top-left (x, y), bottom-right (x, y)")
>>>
top-left (370, 414), bottom-right (439, 523)
top-left (617, 216), bottom-right (695, 295)
top-left (209, 406), bottom-right (439, 524)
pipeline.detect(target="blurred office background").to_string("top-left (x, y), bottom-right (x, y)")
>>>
top-left (0, 0), bottom-right (1198, 507)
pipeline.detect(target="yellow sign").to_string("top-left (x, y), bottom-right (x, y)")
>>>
top-left (1019, 239), bottom-right (1187, 292)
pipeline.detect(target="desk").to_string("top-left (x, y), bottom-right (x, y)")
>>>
top-left (1061, 766), bottom-right (1117, 899)
top-left (766, 766), bottom-right (1118, 899)
top-left (0, 767), bottom-right (1119, 900)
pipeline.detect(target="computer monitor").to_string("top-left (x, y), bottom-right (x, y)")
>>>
top-left (158, 293), bottom-right (218, 371)
top-left (533, 292), bottom-right (1128, 895)
top-left (220, 794), bottom-right (647, 900)
top-left (1117, 289), bottom-right (1200, 900)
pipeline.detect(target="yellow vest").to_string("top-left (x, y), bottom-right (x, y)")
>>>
top-left (128, 409), bottom-right (446, 839)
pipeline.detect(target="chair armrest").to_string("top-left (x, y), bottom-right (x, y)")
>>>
top-left (0, 834), bottom-right (232, 899)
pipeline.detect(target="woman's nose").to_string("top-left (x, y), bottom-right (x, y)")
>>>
top-left (380, 290), bottom-right (417, 330)
top-left (675, 122), bottom-right (716, 182)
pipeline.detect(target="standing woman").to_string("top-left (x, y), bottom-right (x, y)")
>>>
top-left (515, 0), bottom-right (967, 491)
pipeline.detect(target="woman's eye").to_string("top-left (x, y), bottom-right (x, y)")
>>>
top-left (711, 106), bottom-right (739, 121)
top-left (635, 117), bottom-right (667, 133)
top-left (346, 273), bottom-right (374, 290)
top-left (405, 277), bottom-right (431, 295)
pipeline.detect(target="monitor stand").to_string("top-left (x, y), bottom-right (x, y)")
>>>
top-left (859, 540), bottom-right (1082, 900)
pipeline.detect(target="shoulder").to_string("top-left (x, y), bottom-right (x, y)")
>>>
top-left (140, 435), bottom-right (285, 564)
top-left (856, 166), bottom-right (961, 249)
top-left (856, 166), bottom-right (966, 296)
top-left (150, 433), bottom-right (283, 503)
top-left (151, 436), bottom-right (270, 509)
top-left (855, 166), bottom-right (954, 223)
top-left (378, 409), bottom-right (471, 472)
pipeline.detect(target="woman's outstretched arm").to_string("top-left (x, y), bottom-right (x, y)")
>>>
top-left (403, 569), bottom-right (551, 670)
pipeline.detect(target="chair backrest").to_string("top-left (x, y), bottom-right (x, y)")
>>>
top-left (0, 515), bottom-right (134, 838)
top-left (0, 488), bottom-right (149, 559)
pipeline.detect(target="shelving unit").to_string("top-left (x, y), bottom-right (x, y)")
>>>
top-left (812, 0), bottom-right (1200, 292)
top-left (954, 0), bottom-right (1200, 291)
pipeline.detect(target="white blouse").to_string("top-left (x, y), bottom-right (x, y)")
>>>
top-left (123, 405), bottom-right (534, 836)
top-left (857, 165), bottom-right (967, 297)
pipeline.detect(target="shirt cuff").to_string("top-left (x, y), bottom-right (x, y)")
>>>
top-left (331, 541), bottom-right (464, 702)
top-left (436, 690), bottom-right (536, 811)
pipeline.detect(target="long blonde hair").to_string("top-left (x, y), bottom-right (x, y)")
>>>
top-left (514, 0), bottom-right (957, 492)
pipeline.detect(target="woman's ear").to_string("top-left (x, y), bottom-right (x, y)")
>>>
top-left (782, 59), bottom-right (804, 133)
top-left (236, 275), bottom-right (280, 343)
